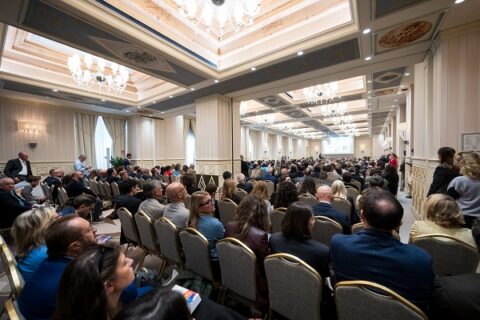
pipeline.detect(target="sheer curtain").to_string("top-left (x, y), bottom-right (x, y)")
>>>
top-left (74, 113), bottom-right (98, 168)
top-left (102, 116), bottom-right (126, 157)
top-left (95, 117), bottom-right (113, 169)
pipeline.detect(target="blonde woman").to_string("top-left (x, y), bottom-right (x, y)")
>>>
top-left (251, 180), bottom-right (272, 215)
top-left (188, 191), bottom-right (225, 275)
top-left (11, 207), bottom-right (58, 282)
top-left (409, 194), bottom-right (476, 248)
top-left (220, 179), bottom-right (241, 205)
top-left (331, 180), bottom-right (348, 200)
top-left (447, 152), bottom-right (480, 228)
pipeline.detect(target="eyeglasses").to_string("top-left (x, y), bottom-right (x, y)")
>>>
top-left (199, 199), bottom-right (214, 206)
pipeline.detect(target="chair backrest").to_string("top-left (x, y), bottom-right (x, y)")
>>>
top-left (4, 298), bottom-right (25, 320)
top-left (111, 182), bottom-right (120, 197)
top-left (218, 199), bottom-right (238, 227)
top-left (217, 238), bottom-right (257, 302)
top-left (117, 207), bottom-right (141, 245)
top-left (154, 217), bottom-right (183, 267)
top-left (184, 193), bottom-right (192, 210)
top-left (346, 187), bottom-right (359, 201)
top-left (97, 181), bottom-right (107, 198)
top-left (265, 253), bottom-right (322, 320)
top-left (270, 209), bottom-right (286, 234)
top-left (0, 243), bottom-right (24, 299)
top-left (351, 223), bottom-right (400, 240)
top-left (57, 187), bottom-right (68, 206)
top-left (335, 280), bottom-right (428, 320)
top-left (134, 211), bottom-right (160, 254)
top-left (179, 228), bottom-right (214, 282)
top-left (89, 179), bottom-right (101, 196)
top-left (351, 180), bottom-right (362, 190)
top-left (332, 197), bottom-right (351, 220)
top-left (264, 180), bottom-right (275, 197)
top-left (298, 194), bottom-right (318, 207)
top-left (235, 188), bottom-right (248, 200)
top-left (103, 181), bottom-right (113, 198)
top-left (40, 183), bottom-right (51, 200)
top-left (311, 216), bottom-right (343, 246)
top-left (411, 234), bottom-right (480, 275)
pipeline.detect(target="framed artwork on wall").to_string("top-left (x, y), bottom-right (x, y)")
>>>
top-left (461, 133), bottom-right (480, 152)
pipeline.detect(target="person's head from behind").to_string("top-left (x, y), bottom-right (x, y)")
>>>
top-left (205, 183), bottom-right (217, 198)
top-left (112, 288), bottom-right (192, 320)
top-left (437, 147), bottom-right (456, 165)
top-left (274, 181), bottom-right (298, 208)
top-left (45, 215), bottom-right (97, 258)
top-left (182, 173), bottom-right (196, 188)
top-left (73, 194), bottom-right (96, 219)
top-left (107, 168), bottom-right (116, 176)
top-left (300, 177), bottom-right (316, 196)
top-left (235, 173), bottom-right (246, 184)
top-left (221, 179), bottom-right (236, 200)
top-left (281, 202), bottom-right (315, 240)
top-left (342, 171), bottom-right (352, 183)
top-left (368, 176), bottom-right (385, 188)
top-left (11, 207), bottom-right (57, 257)
top-left (361, 189), bottom-right (403, 231)
top-left (331, 180), bottom-right (347, 199)
top-left (118, 180), bottom-right (138, 195)
top-left (165, 182), bottom-right (186, 203)
top-left (188, 191), bottom-right (213, 228)
top-left (143, 180), bottom-right (163, 200)
top-left (425, 194), bottom-right (464, 228)
top-left (456, 152), bottom-right (480, 180)
top-left (233, 194), bottom-right (269, 239)
top-left (222, 171), bottom-right (232, 180)
top-left (316, 185), bottom-right (334, 203)
top-left (251, 180), bottom-right (268, 200)
top-left (54, 243), bottom-right (134, 320)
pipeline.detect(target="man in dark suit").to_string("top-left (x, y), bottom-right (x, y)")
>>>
top-left (330, 189), bottom-right (435, 310)
top-left (263, 167), bottom-right (277, 184)
top-left (65, 171), bottom-right (102, 221)
top-left (240, 155), bottom-right (249, 178)
top-left (123, 153), bottom-right (132, 167)
top-left (0, 177), bottom-right (32, 230)
top-left (312, 185), bottom-right (350, 233)
top-left (3, 151), bottom-right (32, 182)
top-left (43, 168), bottom-right (62, 187)
top-left (236, 173), bottom-right (253, 193)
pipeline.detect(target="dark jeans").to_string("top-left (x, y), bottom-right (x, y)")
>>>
top-left (93, 199), bottom-right (102, 220)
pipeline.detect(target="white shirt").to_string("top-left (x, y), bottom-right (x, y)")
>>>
top-left (18, 158), bottom-right (28, 175)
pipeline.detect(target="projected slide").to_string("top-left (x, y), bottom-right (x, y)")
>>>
top-left (322, 137), bottom-right (354, 154)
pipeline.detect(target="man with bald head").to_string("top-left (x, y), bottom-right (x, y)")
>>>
top-left (4, 151), bottom-right (32, 182)
top-left (312, 185), bottom-right (350, 233)
top-left (330, 189), bottom-right (434, 310)
top-left (163, 182), bottom-right (189, 228)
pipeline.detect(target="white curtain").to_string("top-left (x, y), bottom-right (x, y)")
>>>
top-left (74, 113), bottom-right (98, 168)
top-left (190, 119), bottom-right (196, 137)
top-left (102, 116), bottom-right (126, 157)
top-left (183, 118), bottom-right (191, 142)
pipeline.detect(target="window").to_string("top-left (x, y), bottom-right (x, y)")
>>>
top-left (95, 116), bottom-right (113, 169)
top-left (185, 126), bottom-right (196, 166)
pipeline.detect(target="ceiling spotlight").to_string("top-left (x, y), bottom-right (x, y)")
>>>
top-left (365, 56), bottom-right (372, 61)
top-left (126, 110), bottom-right (130, 113)
top-left (454, 0), bottom-right (464, 3)
top-left (52, 89), bottom-right (58, 92)
top-left (190, 88), bottom-right (195, 91)
top-left (101, 99), bottom-right (106, 102)
top-left (169, 95), bottom-right (174, 98)
top-left (394, 99), bottom-right (398, 102)
top-left (153, 101), bottom-right (156, 104)
top-left (404, 72), bottom-right (410, 76)
top-left (297, 51), bottom-right (304, 56)
top-left (161, 111), bottom-right (165, 114)
top-left (367, 80), bottom-right (372, 83)
top-left (251, 67), bottom-right (256, 71)
top-left (214, 79), bottom-right (219, 83)
top-left (363, 28), bottom-right (371, 34)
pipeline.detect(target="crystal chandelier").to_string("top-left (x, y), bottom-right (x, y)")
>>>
top-left (172, 0), bottom-right (261, 36)
top-left (320, 102), bottom-right (347, 120)
top-left (256, 114), bottom-right (274, 126)
top-left (303, 82), bottom-right (339, 105)
top-left (67, 53), bottom-right (129, 94)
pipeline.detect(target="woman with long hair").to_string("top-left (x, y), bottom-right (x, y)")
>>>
top-left (11, 207), bottom-right (57, 282)
top-left (220, 179), bottom-right (241, 205)
top-left (383, 163), bottom-right (399, 196)
top-left (273, 181), bottom-right (298, 209)
top-left (331, 180), bottom-right (348, 200)
top-left (54, 243), bottom-right (134, 320)
top-left (427, 147), bottom-right (459, 196)
top-left (251, 180), bottom-right (272, 213)
top-left (410, 194), bottom-right (476, 247)
top-left (224, 194), bottom-right (270, 311)
top-left (188, 191), bottom-right (225, 264)
top-left (299, 177), bottom-right (317, 197)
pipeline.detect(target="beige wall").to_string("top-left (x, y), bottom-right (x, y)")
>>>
top-left (354, 136), bottom-right (372, 158)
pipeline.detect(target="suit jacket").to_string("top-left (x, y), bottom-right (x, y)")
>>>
top-left (330, 229), bottom-right (435, 309)
top-left (312, 202), bottom-right (351, 233)
top-left (4, 158), bottom-right (32, 178)
top-left (65, 180), bottom-right (96, 198)
top-left (0, 190), bottom-right (32, 228)
top-left (237, 182), bottom-right (253, 193)
top-left (263, 174), bottom-right (277, 184)
top-left (43, 176), bottom-right (61, 188)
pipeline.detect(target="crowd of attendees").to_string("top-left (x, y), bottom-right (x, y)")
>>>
top-left (0, 148), bottom-right (479, 319)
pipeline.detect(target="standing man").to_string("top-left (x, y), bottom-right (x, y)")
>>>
top-left (74, 154), bottom-right (91, 178)
top-left (4, 151), bottom-right (32, 182)
top-left (123, 153), bottom-right (132, 168)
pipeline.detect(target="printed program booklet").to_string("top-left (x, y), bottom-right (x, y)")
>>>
top-left (172, 285), bottom-right (202, 313)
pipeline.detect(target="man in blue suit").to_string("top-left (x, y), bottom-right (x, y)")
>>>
top-left (312, 185), bottom-right (350, 233)
top-left (330, 189), bottom-right (434, 310)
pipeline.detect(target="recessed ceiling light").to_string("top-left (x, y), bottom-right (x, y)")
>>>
top-left (363, 28), bottom-right (371, 34)
top-left (101, 99), bottom-right (106, 102)
top-left (251, 67), bottom-right (256, 71)
top-left (297, 51), bottom-right (304, 56)
top-left (153, 101), bottom-right (156, 103)
top-left (161, 111), bottom-right (164, 114)
top-left (404, 72), bottom-right (410, 76)
top-left (52, 89), bottom-right (58, 92)
top-left (367, 80), bottom-right (372, 83)
top-left (394, 99), bottom-right (398, 102)
top-left (214, 79), bottom-right (219, 83)
top-left (126, 110), bottom-right (130, 113)
top-left (365, 56), bottom-right (372, 61)
top-left (190, 88), bottom-right (195, 91)
top-left (455, 0), bottom-right (464, 4)
top-left (169, 95), bottom-right (174, 98)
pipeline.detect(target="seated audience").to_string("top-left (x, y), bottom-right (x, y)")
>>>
top-left (236, 173), bottom-right (253, 193)
top-left (263, 166), bottom-right (277, 184)
top-left (54, 243), bottom-right (134, 320)
top-left (163, 182), bottom-right (189, 228)
top-left (0, 177), bottom-right (32, 231)
top-left (272, 181), bottom-right (298, 209)
top-left (299, 177), bottom-right (317, 197)
top-left (250, 180), bottom-right (272, 213)
top-left (138, 180), bottom-right (165, 221)
top-left (11, 207), bottom-right (57, 282)
top-left (58, 194), bottom-right (96, 219)
top-left (409, 193), bottom-right (476, 248)
top-left (188, 191), bottom-right (224, 274)
top-left (183, 173), bottom-right (200, 195)
top-left (114, 180), bottom-right (142, 215)
top-left (427, 147), bottom-right (459, 196)
top-left (225, 194), bottom-right (270, 311)
top-left (106, 168), bottom-right (120, 184)
top-left (65, 171), bottom-right (102, 221)
top-left (342, 172), bottom-right (359, 191)
top-left (330, 189), bottom-right (434, 310)
top-left (270, 202), bottom-right (329, 278)
top-left (43, 168), bottom-right (62, 187)
top-left (312, 185), bottom-right (350, 233)
top-left (14, 175), bottom-right (47, 204)
top-left (205, 183), bottom-right (220, 219)
top-left (220, 179), bottom-right (241, 205)
top-left (331, 180), bottom-right (357, 224)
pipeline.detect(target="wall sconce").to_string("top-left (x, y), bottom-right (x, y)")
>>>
top-left (18, 122), bottom-right (46, 149)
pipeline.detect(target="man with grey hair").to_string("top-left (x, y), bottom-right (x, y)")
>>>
top-left (74, 154), bottom-right (91, 177)
top-left (263, 166), bottom-right (277, 184)
top-left (236, 173), bottom-right (252, 193)
top-left (0, 177), bottom-right (32, 230)
top-left (138, 180), bottom-right (165, 221)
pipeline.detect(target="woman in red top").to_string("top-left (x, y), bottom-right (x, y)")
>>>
top-left (389, 153), bottom-right (398, 170)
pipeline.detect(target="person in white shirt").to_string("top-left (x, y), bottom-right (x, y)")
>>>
top-left (4, 152), bottom-right (32, 183)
